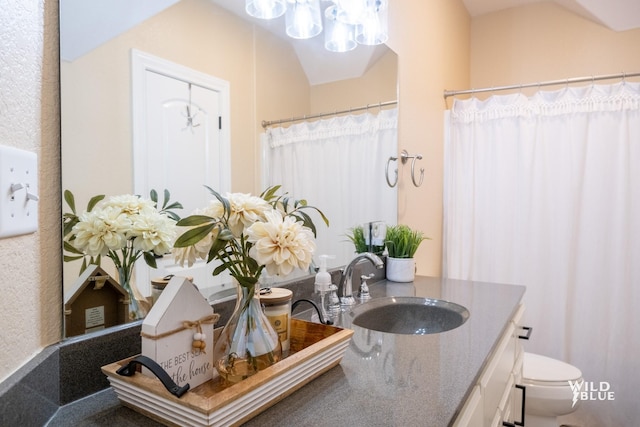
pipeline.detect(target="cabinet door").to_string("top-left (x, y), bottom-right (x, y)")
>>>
top-left (510, 352), bottom-right (525, 423)
top-left (499, 374), bottom-right (516, 424)
top-left (509, 305), bottom-right (527, 426)
top-left (479, 322), bottom-right (516, 425)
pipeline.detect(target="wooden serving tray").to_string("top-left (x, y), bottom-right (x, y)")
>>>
top-left (102, 319), bottom-right (354, 427)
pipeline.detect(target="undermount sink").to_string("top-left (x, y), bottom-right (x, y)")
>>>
top-left (349, 296), bottom-right (470, 335)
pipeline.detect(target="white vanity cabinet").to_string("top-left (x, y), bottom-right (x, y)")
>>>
top-left (454, 304), bottom-right (527, 427)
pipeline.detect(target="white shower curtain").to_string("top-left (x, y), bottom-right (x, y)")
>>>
top-left (263, 108), bottom-right (398, 270)
top-left (443, 82), bottom-right (640, 426)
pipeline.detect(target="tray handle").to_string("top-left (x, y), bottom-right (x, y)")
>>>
top-left (116, 355), bottom-right (190, 398)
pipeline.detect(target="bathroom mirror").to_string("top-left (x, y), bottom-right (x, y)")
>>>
top-left (60, 0), bottom-right (398, 336)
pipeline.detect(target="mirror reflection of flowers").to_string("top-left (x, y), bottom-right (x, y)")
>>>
top-left (172, 185), bottom-right (328, 383)
top-left (63, 190), bottom-right (182, 320)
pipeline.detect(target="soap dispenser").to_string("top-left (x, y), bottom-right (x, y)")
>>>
top-left (315, 255), bottom-right (338, 319)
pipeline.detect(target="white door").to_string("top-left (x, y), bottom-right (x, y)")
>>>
top-left (132, 50), bottom-right (231, 300)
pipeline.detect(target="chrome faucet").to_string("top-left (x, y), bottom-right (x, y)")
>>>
top-left (338, 252), bottom-right (384, 306)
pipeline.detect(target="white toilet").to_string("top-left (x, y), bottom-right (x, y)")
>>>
top-left (522, 352), bottom-right (583, 427)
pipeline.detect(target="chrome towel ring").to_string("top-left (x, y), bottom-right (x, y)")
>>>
top-left (385, 150), bottom-right (424, 188)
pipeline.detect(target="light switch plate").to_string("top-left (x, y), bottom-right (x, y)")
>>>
top-left (0, 146), bottom-right (38, 238)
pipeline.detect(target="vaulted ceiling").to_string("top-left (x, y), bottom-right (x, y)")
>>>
top-left (61, 0), bottom-right (639, 85)
top-left (463, 0), bottom-right (640, 31)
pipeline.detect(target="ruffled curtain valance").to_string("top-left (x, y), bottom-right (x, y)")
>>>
top-left (267, 108), bottom-right (398, 147)
top-left (450, 82), bottom-right (640, 123)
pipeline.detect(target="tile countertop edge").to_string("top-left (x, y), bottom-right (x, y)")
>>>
top-left (46, 275), bottom-right (525, 427)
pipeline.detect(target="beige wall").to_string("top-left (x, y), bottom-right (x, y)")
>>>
top-left (310, 48), bottom-right (398, 113)
top-left (0, 0), bottom-right (61, 381)
top-left (391, 0), bottom-right (471, 276)
top-left (470, 2), bottom-right (640, 96)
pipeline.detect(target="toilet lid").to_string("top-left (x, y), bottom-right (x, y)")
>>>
top-left (523, 353), bottom-right (582, 384)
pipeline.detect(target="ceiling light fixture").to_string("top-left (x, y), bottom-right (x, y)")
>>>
top-left (247, 0), bottom-right (389, 52)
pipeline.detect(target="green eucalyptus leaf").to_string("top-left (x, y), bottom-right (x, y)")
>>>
top-left (176, 215), bottom-right (215, 227)
top-left (294, 211), bottom-right (317, 236)
top-left (174, 223), bottom-right (215, 247)
top-left (150, 189), bottom-right (158, 204)
top-left (236, 275), bottom-right (258, 287)
top-left (87, 195), bottom-right (105, 212)
top-left (63, 241), bottom-right (83, 255)
top-left (63, 255), bottom-right (84, 262)
top-left (260, 185), bottom-right (281, 201)
top-left (162, 189), bottom-right (170, 209)
top-left (207, 238), bottom-right (227, 262)
top-left (283, 196), bottom-right (293, 213)
top-left (164, 202), bottom-right (183, 211)
top-left (217, 228), bottom-right (235, 241)
top-left (204, 185), bottom-right (231, 217)
top-left (313, 207), bottom-right (330, 227)
top-left (165, 212), bottom-right (179, 221)
top-left (64, 190), bottom-right (76, 214)
top-left (63, 218), bottom-right (79, 238)
top-left (212, 263), bottom-right (228, 276)
top-left (143, 251), bottom-right (158, 269)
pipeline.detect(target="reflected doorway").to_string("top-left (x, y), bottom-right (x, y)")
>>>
top-left (131, 50), bottom-right (232, 298)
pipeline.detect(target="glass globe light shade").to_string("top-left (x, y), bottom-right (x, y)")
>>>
top-left (355, 0), bottom-right (388, 45)
top-left (324, 5), bottom-right (357, 52)
top-left (246, 0), bottom-right (286, 20)
top-left (286, 0), bottom-right (323, 39)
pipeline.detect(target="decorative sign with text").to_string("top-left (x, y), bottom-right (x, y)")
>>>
top-left (141, 276), bottom-right (218, 389)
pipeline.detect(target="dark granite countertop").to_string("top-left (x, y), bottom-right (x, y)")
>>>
top-left (47, 276), bottom-right (525, 427)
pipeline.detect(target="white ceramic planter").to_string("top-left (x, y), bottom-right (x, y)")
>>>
top-left (385, 257), bottom-right (416, 282)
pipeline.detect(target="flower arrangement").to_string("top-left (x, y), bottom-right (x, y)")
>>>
top-left (63, 189), bottom-right (182, 319)
top-left (172, 185), bottom-right (328, 383)
top-left (172, 185), bottom-right (328, 286)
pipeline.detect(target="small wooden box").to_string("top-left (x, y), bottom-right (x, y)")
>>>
top-left (65, 265), bottom-right (129, 337)
top-left (102, 319), bottom-right (354, 427)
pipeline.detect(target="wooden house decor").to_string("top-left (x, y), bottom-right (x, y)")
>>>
top-left (64, 265), bottom-right (129, 337)
top-left (141, 276), bottom-right (218, 389)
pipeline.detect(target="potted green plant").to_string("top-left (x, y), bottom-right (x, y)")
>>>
top-left (346, 225), bottom-right (368, 253)
top-left (346, 222), bottom-right (387, 255)
top-left (384, 224), bottom-right (429, 282)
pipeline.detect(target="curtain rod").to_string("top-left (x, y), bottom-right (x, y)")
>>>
top-left (443, 71), bottom-right (640, 99)
top-left (262, 100), bottom-right (398, 129)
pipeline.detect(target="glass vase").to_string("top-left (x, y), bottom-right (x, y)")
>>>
top-left (117, 266), bottom-right (147, 321)
top-left (214, 281), bottom-right (282, 384)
